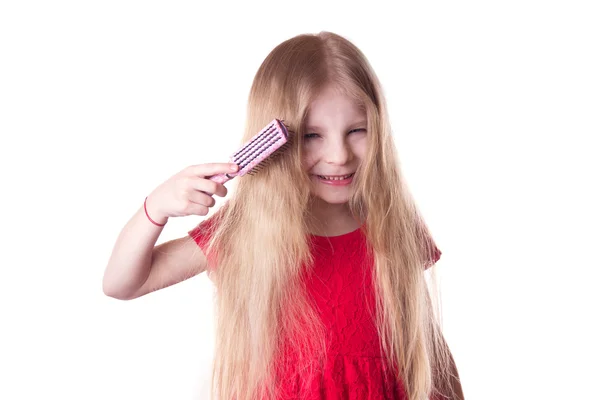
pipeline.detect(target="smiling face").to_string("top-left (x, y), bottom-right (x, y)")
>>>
top-left (302, 84), bottom-right (368, 206)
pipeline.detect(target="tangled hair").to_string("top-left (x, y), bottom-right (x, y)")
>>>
top-left (199, 31), bottom-right (463, 400)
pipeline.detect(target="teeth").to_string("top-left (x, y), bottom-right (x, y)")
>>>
top-left (318, 173), bottom-right (353, 181)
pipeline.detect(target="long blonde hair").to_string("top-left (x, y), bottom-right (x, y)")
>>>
top-left (202, 31), bottom-right (462, 400)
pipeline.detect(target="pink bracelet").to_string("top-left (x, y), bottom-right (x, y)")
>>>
top-left (144, 196), bottom-right (167, 227)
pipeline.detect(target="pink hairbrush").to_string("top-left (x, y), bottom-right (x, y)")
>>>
top-left (206, 118), bottom-right (291, 184)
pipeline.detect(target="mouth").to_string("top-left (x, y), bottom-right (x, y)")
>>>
top-left (314, 172), bottom-right (355, 181)
top-left (311, 172), bottom-right (355, 186)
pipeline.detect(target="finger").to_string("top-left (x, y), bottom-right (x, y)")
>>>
top-left (191, 178), bottom-right (228, 198)
top-left (188, 190), bottom-right (216, 208)
top-left (190, 163), bottom-right (238, 178)
top-left (184, 202), bottom-right (210, 217)
top-left (213, 182), bottom-right (228, 197)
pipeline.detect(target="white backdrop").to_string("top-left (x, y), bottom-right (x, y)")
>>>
top-left (1, 1), bottom-right (599, 399)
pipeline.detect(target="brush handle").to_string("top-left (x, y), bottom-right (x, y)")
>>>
top-left (200, 173), bottom-right (235, 196)
top-left (207, 173), bottom-right (234, 185)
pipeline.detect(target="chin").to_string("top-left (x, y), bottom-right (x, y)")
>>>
top-left (310, 190), bottom-right (352, 205)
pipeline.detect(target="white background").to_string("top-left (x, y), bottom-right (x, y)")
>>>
top-left (1, 1), bottom-right (599, 399)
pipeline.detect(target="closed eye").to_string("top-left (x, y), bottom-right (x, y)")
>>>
top-left (349, 128), bottom-right (366, 134)
top-left (304, 133), bottom-right (320, 139)
top-left (303, 128), bottom-right (366, 140)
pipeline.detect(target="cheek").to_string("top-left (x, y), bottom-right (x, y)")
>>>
top-left (351, 137), bottom-right (368, 160)
top-left (301, 148), bottom-right (318, 171)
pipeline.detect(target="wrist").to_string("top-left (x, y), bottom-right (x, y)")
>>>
top-left (144, 196), bottom-right (168, 226)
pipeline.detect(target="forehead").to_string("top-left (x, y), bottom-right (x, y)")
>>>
top-left (306, 85), bottom-right (366, 129)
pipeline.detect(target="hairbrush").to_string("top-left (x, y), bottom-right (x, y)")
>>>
top-left (206, 118), bottom-right (292, 184)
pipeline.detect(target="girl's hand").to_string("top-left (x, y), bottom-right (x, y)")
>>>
top-left (144, 163), bottom-right (239, 224)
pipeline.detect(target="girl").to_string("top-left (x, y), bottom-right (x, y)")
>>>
top-left (103, 31), bottom-right (464, 400)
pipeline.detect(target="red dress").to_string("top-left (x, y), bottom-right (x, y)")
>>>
top-left (188, 220), bottom-right (441, 400)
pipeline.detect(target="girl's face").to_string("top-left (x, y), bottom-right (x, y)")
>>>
top-left (302, 84), bottom-right (368, 205)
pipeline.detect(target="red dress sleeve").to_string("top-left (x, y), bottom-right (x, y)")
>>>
top-left (188, 217), bottom-right (214, 252)
top-left (425, 241), bottom-right (442, 270)
top-left (187, 215), bottom-right (219, 271)
top-left (417, 216), bottom-right (442, 270)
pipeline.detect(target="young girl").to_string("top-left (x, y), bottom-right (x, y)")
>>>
top-left (103, 31), bottom-right (464, 400)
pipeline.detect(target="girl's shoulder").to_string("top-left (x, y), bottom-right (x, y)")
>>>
top-left (188, 213), bottom-right (218, 248)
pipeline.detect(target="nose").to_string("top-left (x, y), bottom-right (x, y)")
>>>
top-left (324, 136), bottom-right (352, 165)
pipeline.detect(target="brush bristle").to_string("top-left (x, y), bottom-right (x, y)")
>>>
top-left (246, 141), bottom-right (291, 175)
top-left (232, 119), bottom-right (292, 176)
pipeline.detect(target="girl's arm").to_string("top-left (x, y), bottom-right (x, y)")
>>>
top-left (435, 337), bottom-right (465, 400)
top-left (102, 204), bottom-right (207, 300)
top-left (447, 348), bottom-right (465, 400)
top-left (102, 162), bottom-right (236, 300)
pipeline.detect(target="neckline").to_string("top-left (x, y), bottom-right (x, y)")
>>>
top-left (308, 225), bottom-right (364, 240)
